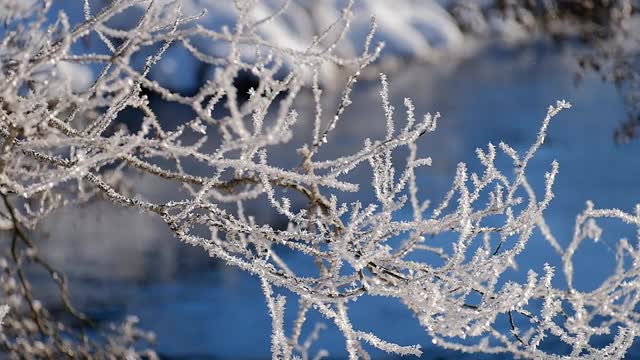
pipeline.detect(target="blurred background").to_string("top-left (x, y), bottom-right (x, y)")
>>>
top-left (17, 0), bottom-right (640, 358)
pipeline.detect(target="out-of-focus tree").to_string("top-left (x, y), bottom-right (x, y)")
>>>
top-left (450, 0), bottom-right (640, 143)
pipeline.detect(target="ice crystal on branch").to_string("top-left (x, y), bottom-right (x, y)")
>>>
top-left (1, 0), bottom-right (640, 359)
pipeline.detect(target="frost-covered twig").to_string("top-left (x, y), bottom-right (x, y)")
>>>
top-left (2, 1), bottom-right (640, 359)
